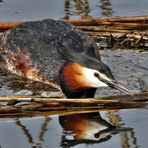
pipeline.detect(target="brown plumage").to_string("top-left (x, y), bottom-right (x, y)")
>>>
top-left (63, 63), bottom-right (88, 91)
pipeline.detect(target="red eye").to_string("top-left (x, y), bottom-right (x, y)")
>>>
top-left (94, 72), bottom-right (100, 78)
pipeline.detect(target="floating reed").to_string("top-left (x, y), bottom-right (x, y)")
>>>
top-left (0, 92), bottom-right (147, 115)
top-left (0, 16), bottom-right (148, 32)
top-left (0, 16), bottom-right (148, 49)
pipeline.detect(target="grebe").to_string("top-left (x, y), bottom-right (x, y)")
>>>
top-left (0, 19), bottom-right (133, 98)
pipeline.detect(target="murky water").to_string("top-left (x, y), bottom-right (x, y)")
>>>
top-left (0, 1), bottom-right (148, 148)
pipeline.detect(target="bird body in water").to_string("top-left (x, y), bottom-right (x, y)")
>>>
top-left (0, 19), bottom-right (133, 98)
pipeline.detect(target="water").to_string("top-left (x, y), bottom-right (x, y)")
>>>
top-left (0, 1), bottom-right (148, 148)
top-left (0, 109), bottom-right (148, 148)
top-left (0, 0), bottom-right (148, 22)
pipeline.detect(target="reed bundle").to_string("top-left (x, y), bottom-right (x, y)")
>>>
top-left (0, 92), bottom-right (147, 116)
top-left (0, 16), bottom-right (148, 48)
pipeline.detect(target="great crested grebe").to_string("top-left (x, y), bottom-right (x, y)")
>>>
top-left (0, 19), bottom-right (133, 98)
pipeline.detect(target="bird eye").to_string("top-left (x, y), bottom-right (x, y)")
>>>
top-left (94, 133), bottom-right (100, 138)
top-left (94, 72), bottom-right (100, 78)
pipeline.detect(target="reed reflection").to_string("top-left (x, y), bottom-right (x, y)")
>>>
top-left (64, 0), bottom-right (115, 19)
top-left (107, 111), bottom-right (139, 148)
top-left (59, 112), bottom-right (132, 147)
top-left (99, 0), bottom-right (114, 17)
top-left (16, 116), bottom-right (51, 148)
top-left (64, 0), bottom-right (91, 19)
top-left (12, 111), bottom-right (140, 148)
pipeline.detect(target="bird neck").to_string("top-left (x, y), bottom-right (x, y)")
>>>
top-left (59, 62), bottom-right (95, 98)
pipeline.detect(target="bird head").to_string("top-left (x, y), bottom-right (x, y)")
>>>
top-left (59, 50), bottom-right (133, 98)
top-left (59, 60), bottom-right (133, 98)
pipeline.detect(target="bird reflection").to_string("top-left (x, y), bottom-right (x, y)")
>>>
top-left (59, 112), bottom-right (132, 147)
top-left (13, 112), bottom-right (136, 148)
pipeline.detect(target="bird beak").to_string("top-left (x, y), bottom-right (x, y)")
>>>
top-left (99, 78), bottom-right (134, 95)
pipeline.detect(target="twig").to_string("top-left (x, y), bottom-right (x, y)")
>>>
top-left (0, 108), bottom-right (104, 118)
top-left (66, 16), bottom-right (148, 26)
top-left (0, 92), bottom-right (147, 114)
top-left (0, 16), bottom-right (148, 30)
top-left (0, 92), bottom-right (147, 102)
top-left (77, 26), bottom-right (129, 33)
top-left (0, 22), bottom-right (21, 30)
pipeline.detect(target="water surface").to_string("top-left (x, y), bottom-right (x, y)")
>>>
top-left (0, 0), bottom-right (148, 22)
top-left (0, 108), bottom-right (148, 148)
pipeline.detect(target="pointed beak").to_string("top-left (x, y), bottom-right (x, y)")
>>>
top-left (99, 78), bottom-right (133, 95)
